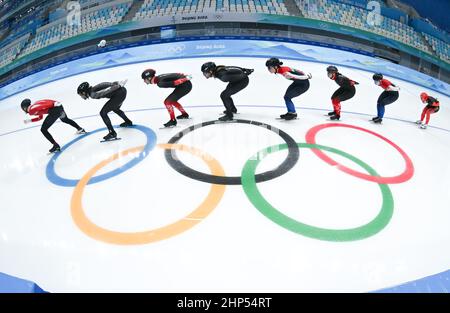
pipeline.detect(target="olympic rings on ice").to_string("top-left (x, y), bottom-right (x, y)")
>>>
top-left (42, 120), bottom-right (414, 244)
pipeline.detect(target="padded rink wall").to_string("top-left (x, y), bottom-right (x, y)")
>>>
top-left (0, 39), bottom-right (449, 101)
top-left (0, 273), bottom-right (47, 293)
top-left (2, 269), bottom-right (448, 293)
top-left (376, 270), bottom-right (450, 293)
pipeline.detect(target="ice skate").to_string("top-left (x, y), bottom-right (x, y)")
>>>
top-left (100, 131), bottom-right (121, 142)
top-left (49, 144), bottom-right (61, 154)
top-left (162, 119), bottom-right (177, 128)
top-left (120, 121), bottom-right (133, 127)
top-left (176, 113), bottom-right (190, 119)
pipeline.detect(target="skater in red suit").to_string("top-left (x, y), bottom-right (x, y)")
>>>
top-left (141, 69), bottom-right (192, 128)
top-left (21, 99), bottom-right (85, 153)
top-left (417, 92), bottom-right (440, 129)
top-left (371, 73), bottom-right (400, 124)
top-left (265, 57), bottom-right (312, 120)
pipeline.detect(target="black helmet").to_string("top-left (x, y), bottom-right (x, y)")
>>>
top-left (141, 69), bottom-right (156, 80)
top-left (201, 62), bottom-right (216, 73)
top-left (21, 99), bottom-right (31, 113)
top-left (265, 57), bottom-right (283, 68)
top-left (77, 82), bottom-right (90, 95)
top-left (373, 73), bottom-right (383, 81)
top-left (326, 66), bottom-right (338, 73)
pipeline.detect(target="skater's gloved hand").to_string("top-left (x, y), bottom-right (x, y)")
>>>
top-left (307, 73), bottom-right (312, 79)
top-left (244, 69), bottom-right (254, 75)
top-left (119, 79), bottom-right (128, 87)
top-left (386, 85), bottom-right (400, 92)
top-left (24, 119), bottom-right (32, 124)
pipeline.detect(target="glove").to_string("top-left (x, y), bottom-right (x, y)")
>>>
top-left (24, 119), bottom-right (32, 124)
top-left (387, 86), bottom-right (400, 92)
top-left (307, 73), bottom-right (312, 79)
top-left (119, 79), bottom-right (128, 87)
top-left (185, 74), bottom-right (193, 81)
top-left (244, 69), bottom-right (254, 75)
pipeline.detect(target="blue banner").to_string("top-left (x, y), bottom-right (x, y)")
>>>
top-left (0, 38), bottom-right (448, 101)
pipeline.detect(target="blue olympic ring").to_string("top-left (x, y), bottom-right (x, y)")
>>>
top-left (46, 125), bottom-right (157, 187)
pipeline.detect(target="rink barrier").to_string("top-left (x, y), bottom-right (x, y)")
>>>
top-left (1, 38), bottom-right (448, 101)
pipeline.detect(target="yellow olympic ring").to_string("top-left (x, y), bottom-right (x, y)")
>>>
top-left (71, 144), bottom-right (226, 245)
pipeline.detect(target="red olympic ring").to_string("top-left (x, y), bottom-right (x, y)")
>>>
top-left (305, 123), bottom-right (414, 184)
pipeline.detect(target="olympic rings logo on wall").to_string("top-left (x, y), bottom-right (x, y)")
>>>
top-left (167, 44), bottom-right (186, 54)
top-left (45, 121), bottom-right (414, 245)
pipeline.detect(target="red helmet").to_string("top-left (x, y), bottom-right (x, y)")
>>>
top-left (420, 92), bottom-right (428, 102)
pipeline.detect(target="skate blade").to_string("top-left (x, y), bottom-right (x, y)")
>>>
top-left (47, 150), bottom-right (61, 155)
top-left (100, 137), bottom-right (122, 143)
top-left (276, 117), bottom-right (298, 121)
top-left (159, 126), bottom-right (178, 129)
top-left (216, 119), bottom-right (237, 123)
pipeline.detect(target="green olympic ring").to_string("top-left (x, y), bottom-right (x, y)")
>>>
top-left (241, 143), bottom-right (394, 242)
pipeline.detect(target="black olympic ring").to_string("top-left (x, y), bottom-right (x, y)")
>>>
top-left (165, 119), bottom-right (300, 185)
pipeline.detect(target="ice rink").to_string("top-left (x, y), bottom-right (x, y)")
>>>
top-left (0, 56), bottom-right (449, 292)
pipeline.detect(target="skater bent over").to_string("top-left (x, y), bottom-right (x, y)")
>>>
top-left (77, 80), bottom-right (132, 141)
top-left (21, 98), bottom-right (85, 153)
top-left (141, 69), bottom-right (192, 128)
top-left (371, 73), bottom-right (400, 124)
top-left (201, 62), bottom-right (253, 122)
top-left (326, 66), bottom-right (358, 121)
top-left (265, 57), bottom-right (311, 120)
top-left (417, 92), bottom-right (440, 129)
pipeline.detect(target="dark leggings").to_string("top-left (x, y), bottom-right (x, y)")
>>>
top-left (220, 76), bottom-right (249, 115)
top-left (377, 91), bottom-right (399, 118)
top-left (166, 81), bottom-right (192, 102)
top-left (331, 86), bottom-right (356, 116)
top-left (284, 80), bottom-right (310, 113)
top-left (41, 106), bottom-right (82, 145)
top-left (332, 86), bottom-right (356, 102)
top-left (100, 87), bottom-right (131, 133)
